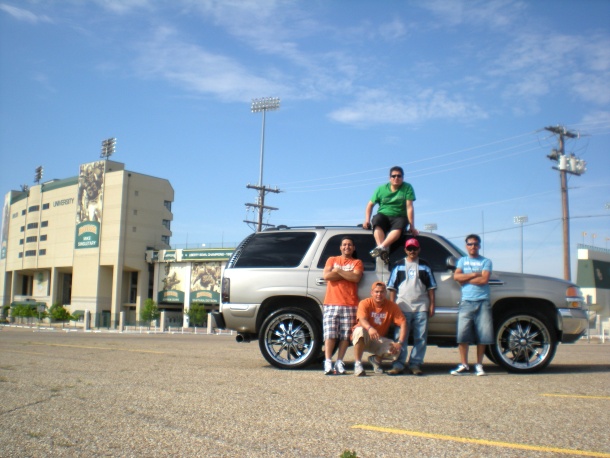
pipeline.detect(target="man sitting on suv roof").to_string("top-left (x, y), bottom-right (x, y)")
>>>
top-left (363, 166), bottom-right (418, 264)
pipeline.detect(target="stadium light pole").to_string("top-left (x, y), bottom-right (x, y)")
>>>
top-left (513, 216), bottom-right (528, 273)
top-left (251, 98), bottom-right (280, 189)
top-left (247, 97), bottom-right (281, 232)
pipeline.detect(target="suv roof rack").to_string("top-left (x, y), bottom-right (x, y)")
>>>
top-left (263, 224), bottom-right (364, 231)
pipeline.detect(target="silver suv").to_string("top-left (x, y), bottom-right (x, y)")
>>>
top-left (212, 226), bottom-right (587, 373)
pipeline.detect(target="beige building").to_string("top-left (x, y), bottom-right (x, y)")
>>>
top-left (0, 160), bottom-right (173, 326)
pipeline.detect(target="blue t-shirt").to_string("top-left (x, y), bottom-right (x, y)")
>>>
top-left (457, 256), bottom-right (492, 301)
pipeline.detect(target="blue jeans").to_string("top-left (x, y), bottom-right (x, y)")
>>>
top-left (456, 299), bottom-right (493, 344)
top-left (393, 311), bottom-right (429, 370)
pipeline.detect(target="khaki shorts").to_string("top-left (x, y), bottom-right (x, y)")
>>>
top-left (351, 326), bottom-right (396, 358)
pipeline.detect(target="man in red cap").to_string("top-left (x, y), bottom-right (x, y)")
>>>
top-left (386, 238), bottom-right (437, 375)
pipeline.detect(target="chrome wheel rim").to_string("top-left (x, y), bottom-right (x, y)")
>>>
top-left (496, 315), bottom-right (552, 370)
top-left (262, 313), bottom-right (315, 366)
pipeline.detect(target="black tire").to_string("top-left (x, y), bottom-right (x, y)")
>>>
top-left (490, 310), bottom-right (557, 373)
top-left (484, 346), bottom-right (498, 366)
top-left (258, 308), bottom-right (322, 369)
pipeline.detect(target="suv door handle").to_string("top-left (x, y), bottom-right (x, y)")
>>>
top-left (315, 278), bottom-right (326, 286)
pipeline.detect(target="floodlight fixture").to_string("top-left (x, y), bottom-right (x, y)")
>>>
top-left (34, 166), bottom-right (44, 184)
top-left (101, 137), bottom-right (117, 160)
top-left (251, 97), bottom-right (280, 113)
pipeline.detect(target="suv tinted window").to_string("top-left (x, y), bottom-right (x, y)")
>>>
top-left (232, 232), bottom-right (316, 268)
top-left (387, 235), bottom-right (454, 271)
top-left (316, 234), bottom-right (377, 271)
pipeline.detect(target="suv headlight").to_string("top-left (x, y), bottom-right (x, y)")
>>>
top-left (565, 286), bottom-right (585, 308)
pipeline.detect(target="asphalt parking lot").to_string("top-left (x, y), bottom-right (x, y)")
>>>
top-left (1, 327), bottom-right (609, 458)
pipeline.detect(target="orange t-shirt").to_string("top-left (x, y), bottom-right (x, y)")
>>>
top-left (355, 297), bottom-right (406, 337)
top-left (323, 256), bottom-right (363, 306)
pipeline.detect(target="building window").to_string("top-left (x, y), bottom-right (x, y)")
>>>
top-left (133, 209), bottom-right (138, 216)
top-left (161, 235), bottom-right (170, 245)
top-left (41, 221), bottom-right (48, 227)
top-left (20, 226), bottom-right (25, 232)
top-left (19, 239), bottom-right (24, 245)
top-left (135, 190), bottom-right (139, 196)
top-left (18, 252), bottom-right (23, 258)
top-left (25, 250), bottom-right (37, 257)
top-left (129, 272), bottom-right (138, 303)
top-left (26, 236), bottom-right (37, 243)
top-left (21, 275), bottom-right (33, 295)
top-left (39, 249), bottom-right (46, 256)
top-left (43, 203), bottom-right (49, 210)
top-left (22, 209), bottom-right (26, 215)
top-left (162, 219), bottom-right (171, 229)
top-left (40, 234), bottom-right (47, 241)
top-left (28, 205), bottom-right (40, 212)
top-left (27, 222), bottom-right (38, 230)
top-left (164, 200), bottom-right (172, 211)
top-left (132, 227), bottom-right (137, 233)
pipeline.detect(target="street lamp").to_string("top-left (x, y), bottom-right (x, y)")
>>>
top-left (513, 215), bottom-right (528, 273)
top-left (424, 223), bottom-right (437, 233)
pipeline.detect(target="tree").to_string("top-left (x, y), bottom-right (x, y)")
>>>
top-left (49, 303), bottom-right (72, 325)
top-left (140, 298), bottom-right (160, 327)
top-left (12, 304), bottom-right (38, 324)
top-left (187, 303), bottom-right (208, 327)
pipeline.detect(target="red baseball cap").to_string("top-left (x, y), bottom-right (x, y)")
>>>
top-left (405, 238), bottom-right (420, 248)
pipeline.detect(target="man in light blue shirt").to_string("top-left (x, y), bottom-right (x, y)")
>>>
top-left (451, 234), bottom-right (493, 376)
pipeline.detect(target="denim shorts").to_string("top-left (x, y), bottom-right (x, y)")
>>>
top-left (456, 299), bottom-right (494, 345)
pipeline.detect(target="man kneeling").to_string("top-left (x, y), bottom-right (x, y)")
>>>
top-left (352, 282), bottom-right (407, 376)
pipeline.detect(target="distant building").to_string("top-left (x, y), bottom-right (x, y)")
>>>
top-left (0, 160), bottom-right (173, 327)
top-left (576, 244), bottom-right (610, 338)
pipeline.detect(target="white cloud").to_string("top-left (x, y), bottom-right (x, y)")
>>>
top-left (133, 26), bottom-right (290, 102)
top-left (328, 88), bottom-right (487, 125)
top-left (0, 3), bottom-right (52, 23)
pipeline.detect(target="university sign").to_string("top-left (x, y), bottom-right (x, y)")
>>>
top-left (75, 221), bottom-right (100, 249)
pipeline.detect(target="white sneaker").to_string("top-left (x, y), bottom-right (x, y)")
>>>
top-left (450, 364), bottom-right (469, 375)
top-left (368, 355), bottom-right (384, 374)
top-left (323, 359), bottom-right (333, 375)
top-left (354, 362), bottom-right (365, 377)
top-left (334, 360), bottom-right (346, 375)
top-left (474, 364), bottom-right (486, 376)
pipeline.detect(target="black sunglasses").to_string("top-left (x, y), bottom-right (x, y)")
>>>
top-left (406, 246), bottom-right (419, 251)
top-left (466, 243), bottom-right (480, 247)
top-left (390, 174), bottom-right (403, 178)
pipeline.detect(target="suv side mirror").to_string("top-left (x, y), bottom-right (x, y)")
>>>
top-left (446, 256), bottom-right (458, 271)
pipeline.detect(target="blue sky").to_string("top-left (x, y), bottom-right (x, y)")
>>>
top-left (1, 0), bottom-right (609, 279)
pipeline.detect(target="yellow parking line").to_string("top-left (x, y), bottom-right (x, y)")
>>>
top-left (29, 342), bottom-right (168, 355)
top-left (352, 425), bottom-right (610, 457)
top-left (542, 393), bottom-right (610, 400)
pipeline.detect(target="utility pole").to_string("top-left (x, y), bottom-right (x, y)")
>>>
top-left (545, 125), bottom-right (586, 281)
top-left (245, 97), bottom-right (282, 232)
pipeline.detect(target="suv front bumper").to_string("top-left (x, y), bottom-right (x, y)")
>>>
top-left (558, 308), bottom-right (588, 343)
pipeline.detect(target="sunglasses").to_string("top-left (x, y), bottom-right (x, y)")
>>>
top-left (406, 246), bottom-right (419, 251)
top-left (466, 243), bottom-right (480, 247)
top-left (390, 174), bottom-right (403, 178)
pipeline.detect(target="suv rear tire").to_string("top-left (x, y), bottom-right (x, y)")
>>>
top-left (258, 308), bottom-right (322, 369)
top-left (490, 309), bottom-right (557, 373)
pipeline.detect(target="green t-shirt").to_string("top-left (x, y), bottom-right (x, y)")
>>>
top-left (371, 183), bottom-right (416, 217)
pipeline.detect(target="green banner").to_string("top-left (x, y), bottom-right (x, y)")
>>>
top-left (158, 289), bottom-right (185, 303)
top-left (182, 249), bottom-right (233, 260)
top-left (190, 290), bottom-right (220, 304)
top-left (75, 221), bottom-right (100, 249)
